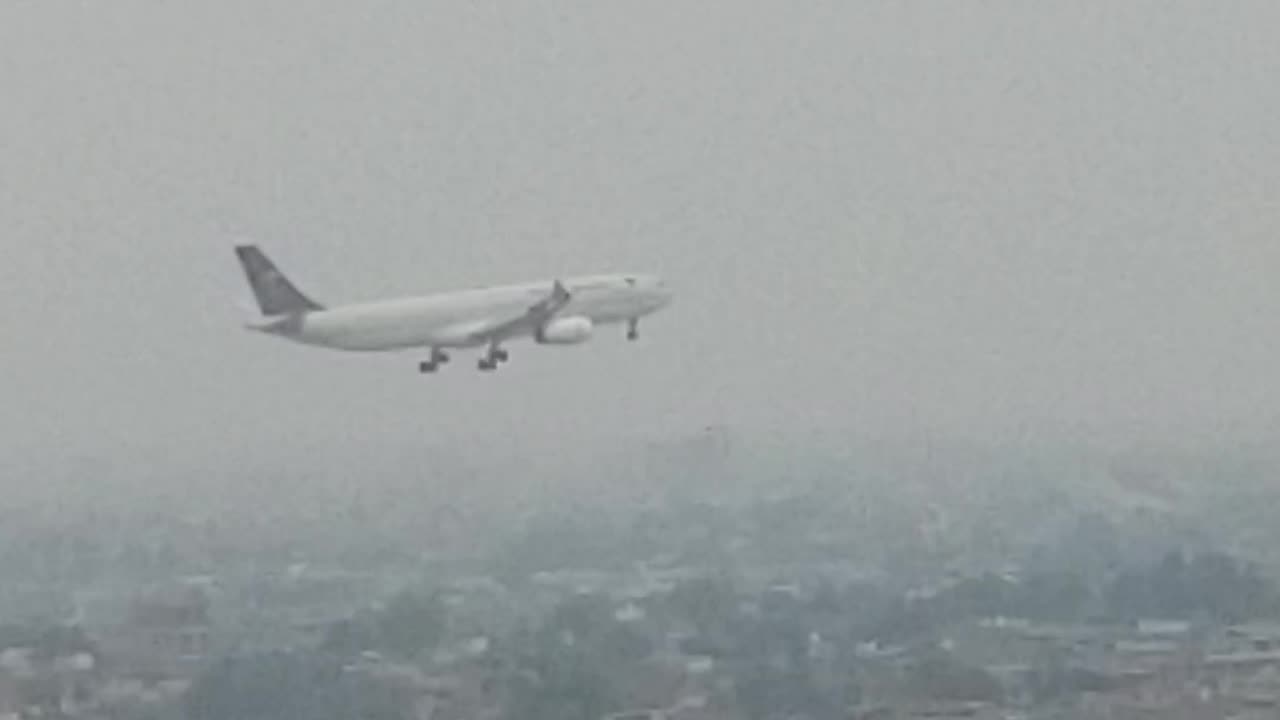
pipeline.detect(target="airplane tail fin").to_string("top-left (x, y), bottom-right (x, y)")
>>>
top-left (234, 244), bottom-right (325, 316)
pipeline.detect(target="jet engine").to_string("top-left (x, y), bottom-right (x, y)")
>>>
top-left (535, 316), bottom-right (593, 344)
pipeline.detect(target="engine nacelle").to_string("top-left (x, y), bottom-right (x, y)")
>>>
top-left (535, 316), bottom-right (593, 345)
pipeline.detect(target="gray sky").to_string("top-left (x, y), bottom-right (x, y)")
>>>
top-left (4, 1), bottom-right (1280, 489)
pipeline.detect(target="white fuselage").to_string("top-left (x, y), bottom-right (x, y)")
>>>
top-left (251, 273), bottom-right (672, 352)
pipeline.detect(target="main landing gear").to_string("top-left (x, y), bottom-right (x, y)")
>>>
top-left (627, 318), bottom-right (640, 341)
top-left (418, 349), bottom-right (451, 374)
top-left (419, 346), bottom-right (512, 373)
top-left (477, 345), bottom-right (510, 372)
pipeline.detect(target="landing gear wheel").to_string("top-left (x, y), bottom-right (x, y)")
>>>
top-left (432, 349), bottom-right (451, 365)
top-left (492, 348), bottom-right (510, 363)
top-left (477, 358), bottom-right (497, 372)
top-left (419, 360), bottom-right (438, 374)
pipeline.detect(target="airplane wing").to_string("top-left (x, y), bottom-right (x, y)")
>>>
top-left (462, 280), bottom-right (572, 345)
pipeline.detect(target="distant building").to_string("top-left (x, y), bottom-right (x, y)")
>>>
top-left (104, 584), bottom-right (212, 679)
top-left (604, 711), bottom-right (667, 720)
top-left (1136, 619), bottom-right (1193, 638)
top-left (1227, 623), bottom-right (1280, 653)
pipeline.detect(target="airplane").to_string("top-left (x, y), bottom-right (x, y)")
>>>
top-left (233, 244), bottom-right (673, 373)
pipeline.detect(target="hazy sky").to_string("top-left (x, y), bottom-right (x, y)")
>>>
top-left (5, 1), bottom-right (1280, 484)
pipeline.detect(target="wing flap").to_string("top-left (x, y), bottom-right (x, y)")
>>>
top-left (464, 281), bottom-right (572, 345)
top-left (440, 279), bottom-right (576, 345)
